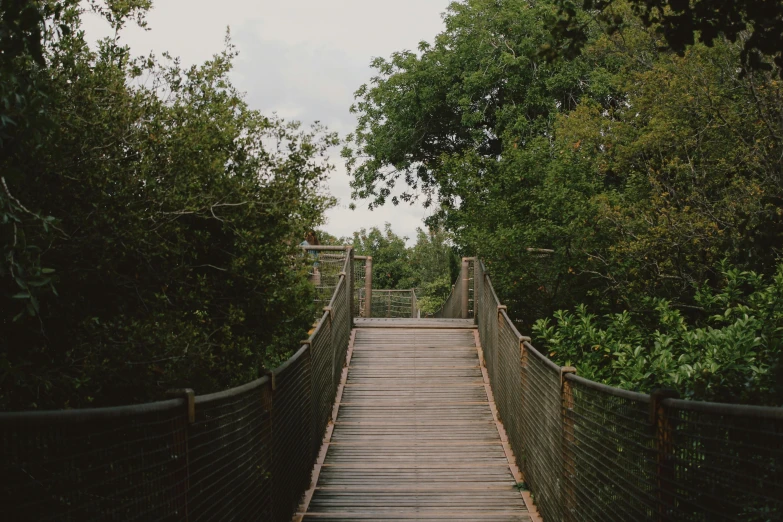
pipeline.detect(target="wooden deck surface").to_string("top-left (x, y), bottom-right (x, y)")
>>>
top-left (353, 318), bottom-right (476, 329)
top-left (300, 326), bottom-right (533, 521)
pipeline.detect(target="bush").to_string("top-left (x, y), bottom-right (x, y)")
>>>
top-left (534, 262), bottom-right (783, 405)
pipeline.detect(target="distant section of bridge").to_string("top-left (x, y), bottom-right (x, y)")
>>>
top-left (2, 247), bottom-right (781, 522)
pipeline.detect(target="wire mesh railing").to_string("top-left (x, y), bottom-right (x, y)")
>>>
top-left (433, 257), bottom-right (474, 319)
top-left (301, 246), bottom-right (351, 313)
top-left (353, 256), bottom-right (368, 317)
top-left (1, 250), bottom-right (355, 522)
top-left (460, 259), bottom-right (783, 522)
top-left (368, 289), bottom-right (419, 318)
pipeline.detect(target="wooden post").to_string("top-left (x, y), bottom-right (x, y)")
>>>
top-left (364, 256), bottom-right (373, 318)
top-left (347, 247), bottom-right (354, 327)
top-left (166, 388), bottom-right (195, 522)
top-left (461, 258), bottom-right (469, 319)
top-left (474, 262), bottom-right (482, 326)
top-left (560, 367), bottom-right (577, 522)
top-left (651, 388), bottom-right (679, 521)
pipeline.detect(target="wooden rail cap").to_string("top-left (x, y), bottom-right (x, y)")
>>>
top-left (560, 366), bottom-right (577, 387)
top-left (165, 388), bottom-right (195, 423)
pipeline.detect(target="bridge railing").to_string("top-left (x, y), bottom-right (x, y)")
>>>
top-left (433, 257), bottom-right (474, 319)
top-left (353, 255), bottom-right (369, 317)
top-left (368, 288), bottom-right (419, 318)
top-left (467, 258), bottom-right (783, 522)
top-left (1, 248), bottom-right (355, 522)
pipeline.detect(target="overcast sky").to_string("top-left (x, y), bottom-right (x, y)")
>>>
top-left (82, 0), bottom-right (451, 244)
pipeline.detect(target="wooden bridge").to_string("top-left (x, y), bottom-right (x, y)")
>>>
top-left (300, 319), bottom-right (537, 521)
top-left (2, 249), bottom-right (781, 522)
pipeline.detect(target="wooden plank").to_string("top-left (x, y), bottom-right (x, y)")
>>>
top-left (298, 326), bottom-right (535, 521)
top-left (353, 318), bottom-right (476, 329)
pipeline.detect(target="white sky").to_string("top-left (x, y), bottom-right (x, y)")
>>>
top-left (82, 0), bottom-right (451, 244)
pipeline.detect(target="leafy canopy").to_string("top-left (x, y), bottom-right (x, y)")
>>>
top-left (1, 1), bottom-right (336, 409)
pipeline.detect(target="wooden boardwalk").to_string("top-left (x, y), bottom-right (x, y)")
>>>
top-left (300, 319), bottom-right (535, 521)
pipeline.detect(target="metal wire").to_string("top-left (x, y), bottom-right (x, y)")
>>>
top-left (433, 282), bottom-right (461, 318)
top-left (1, 252), bottom-right (356, 522)
top-left (664, 399), bottom-right (783, 521)
top-left (3, 253), bottom-right (782, 522)
top-left (1, 400), bottom-right (189, 521)
top-left (189, 378), bottom-right (273, 522)
top-left (353, 257), bottom-right (367, 317)
top-left (307, 250), bottom-right (349, 312)
top-left (564, 376), bottom-right (657, 522)
top-left (461, 259), bottom-right (783, 522)
top-left (433, 259), bottom-right (474, 319)
top-left (369, 289), bottom-right (418, 318)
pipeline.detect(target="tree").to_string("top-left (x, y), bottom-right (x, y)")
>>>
top-left (350, 224), bottom-right (415, 289)
top-left (345, 0), bottom-right (783, 403)
top-left (547, 0), bottom-right (783, 73)
top-left (1, 1), bottom-right (336, 409)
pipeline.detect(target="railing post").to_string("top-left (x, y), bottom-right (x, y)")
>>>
top-left (474, 261), bottom-right (482, 326)
top-left (461, 258), bottom-right (469, 319)
top-left (560, 367), bottom-right (577, 522)
top-left (364, 256), bottom-right (373, 318)
top-left (411, 290), bottom-right (417, 318)
top-left (495, 305), bottom-right (506, 381)
top-left (651, 388), bottom-right (679, 521)
top-left (166, 388), bottom-right (195, 522)
top-left (347, 247), bottom-right (354, 328)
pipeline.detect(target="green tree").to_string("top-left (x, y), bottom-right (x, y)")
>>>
top-left (0, 1), bottom-right (336, 409)
top-left (350, 224), bottom-right (415, 289)
top-left (345, 0), bottom-right (783, 403)
top-left (534, 263), bottom-right (783, 405)
top-left (546, 0), bottom-right (783, 73)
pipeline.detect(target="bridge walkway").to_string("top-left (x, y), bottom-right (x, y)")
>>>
top-left (299, 318), bottom-right (536, 521)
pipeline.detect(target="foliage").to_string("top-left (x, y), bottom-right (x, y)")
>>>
top-left (350, 224), bottom-right (417, 289)
top-left (547, 0), bottom-right (783, 74)
top-left (345, 224), bottom-right (455, 313)
top-left (534, 263), bottom-right (783, 404)
top-left (0, 2), bottom-right (336, 409)
top-left (345, 0), bottom-right (783, 403)
top-left (416, 274), bottom-right (453, 315)
top-left (409, 227), bottom-right (457, 314)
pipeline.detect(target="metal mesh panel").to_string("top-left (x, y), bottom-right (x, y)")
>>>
top-left (665, 400), bottom-right (783, 521)
top-left (476, 261), bottom-right (492, 373)
top-left (353, 257), bottom-right (366, 317)
top-left (1, 248), bottom-right (354, 522)
top-left (475, 256), bottom-right (783, 522)
top-left (331, 272), bottom-right (352, 385)
top-left (307, 249), bottom-right (348, 311)
top-left (271, 346), bottom-right (314, 522)
top-left (433, 258), bottom-right (474, 318)
top-left (496, 310), bottom-right (525, 476)
top-left (1, 402), bottom-right (188, 521)
top-left (434, 281), bottom-right (461, 318)
top-left (309, 312), bottom-right (333, 460)
top-left (468, 260), bottom-right (475, 317)
top-left (370, 289), bottom-right (418, 318)
top-left (519, 345), bottom-right (563, 522)
top-left (563, 376), bottom-right (657, 522)
top-left (188, 379), bottom-right (272, 522)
